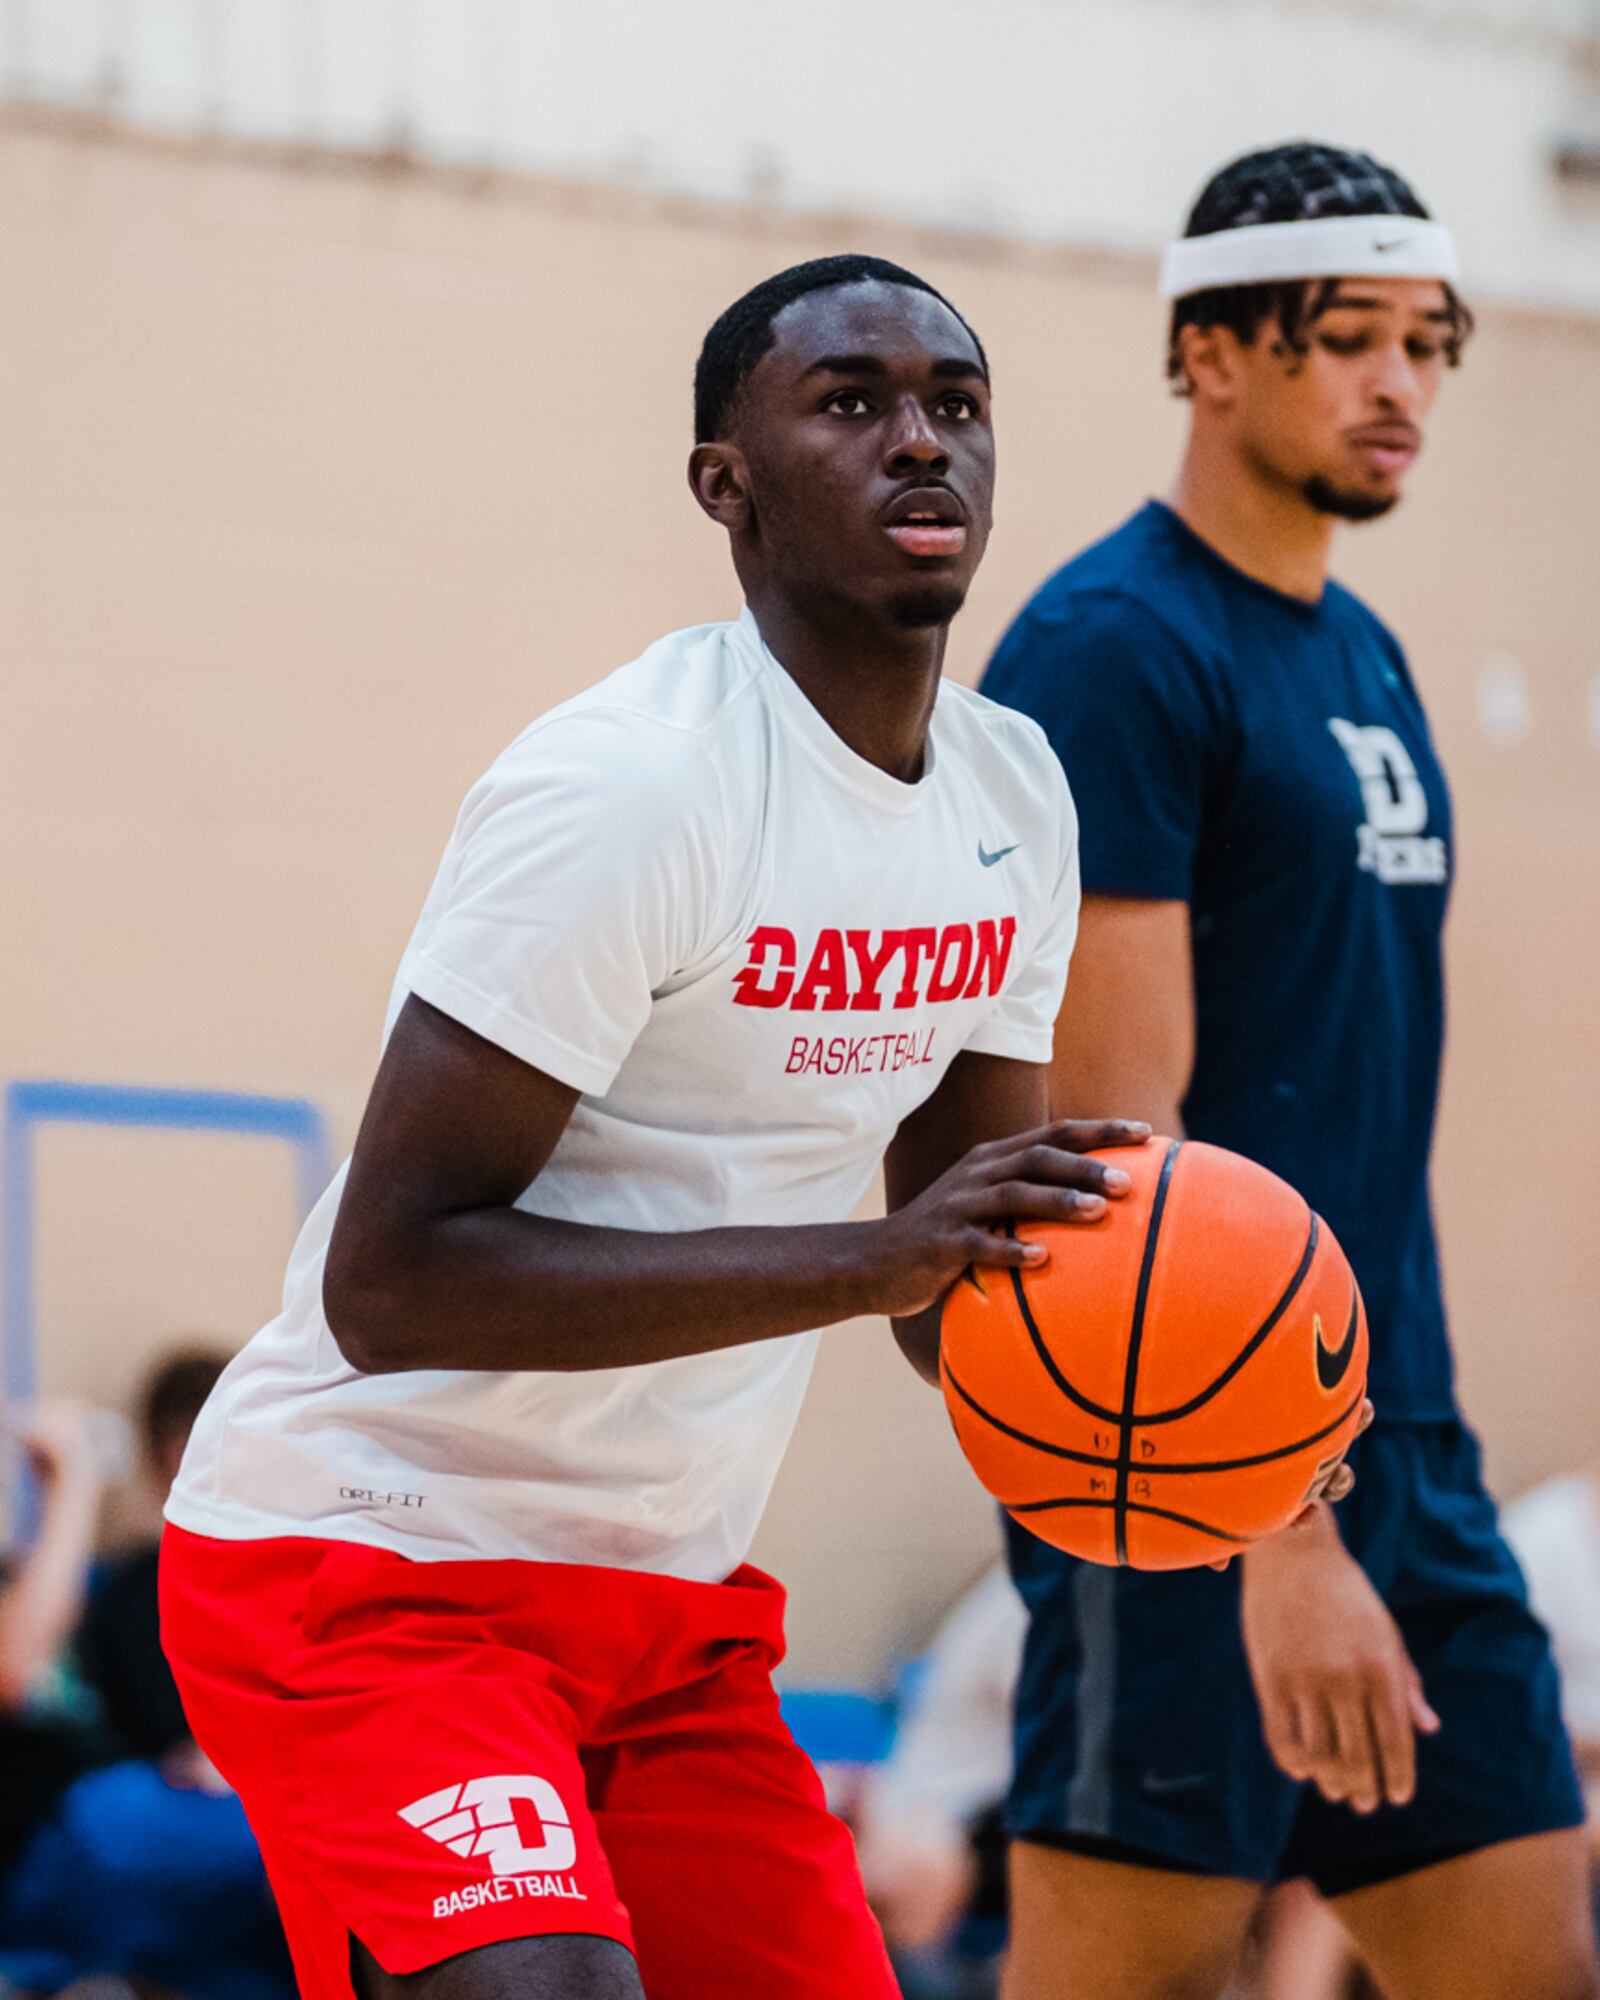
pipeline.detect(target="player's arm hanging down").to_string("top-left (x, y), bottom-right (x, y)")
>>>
top-left (1050, 893), bottom-right (1436, 1816)
top-left (1048, 895), bottom-right (1195, 1139)
top-left (322, 994), bottom-right (1144, 1378)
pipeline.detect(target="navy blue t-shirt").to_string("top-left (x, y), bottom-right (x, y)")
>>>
top-left (982, 501), bottom-right (1455, 1419)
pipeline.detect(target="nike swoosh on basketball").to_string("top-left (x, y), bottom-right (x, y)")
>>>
top-left (1314, 1294), bottom-right (1360, 1392)
top-left (978, 840), bottom-right (1019, 867)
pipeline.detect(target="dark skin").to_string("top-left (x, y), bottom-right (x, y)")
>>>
top-left (327, 280), bottom-right (1143, 1998)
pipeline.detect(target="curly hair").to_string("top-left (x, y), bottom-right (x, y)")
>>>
top-left (1167, 142), bottom-right (1473, 391)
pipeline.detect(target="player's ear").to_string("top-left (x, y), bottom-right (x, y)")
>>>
top-left (1176, 322), bottom-right (1242, 409)
top-left (688, 442), bottom-right (753, 531)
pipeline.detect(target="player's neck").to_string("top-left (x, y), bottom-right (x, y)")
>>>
top-left (745, 589), bottom-right (946, 785)
top-left (1169, 444), bottom-right (1335, 605)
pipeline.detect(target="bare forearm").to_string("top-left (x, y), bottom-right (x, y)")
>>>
top-left (1245, 1494), bottom-right (1343, 1571)
top-left (891, 1305), bottom-right (943, 1387)
top-left (0, 1473), bottom-right (98, 1707)
top-left (327, 1209), bottom-right (889, 1375)
top-left (1048, 896), bottom-right (1195, 1136)
top-left (1053, 1071), bottom-right (1184, 1137)
top-left (329, 1026), bottom-right (1129, 1380)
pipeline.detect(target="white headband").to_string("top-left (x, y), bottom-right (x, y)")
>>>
top-left (1159, 215), bottom-right (1460, 300)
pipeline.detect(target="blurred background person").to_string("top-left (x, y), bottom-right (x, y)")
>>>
top-left (78, 1350), bottom-right (228, 1781)
top-left (1505, 1466), bottom-right (1600, 1922)
top-left (856, 1563), bottom-right (1027, 2000)
top-left (0, 1402), bottom-right (112, 1958)
top-left (0, 1361), bottom-right (291, 2000)
top-left (1252, 1881), bottom-right (1375, 2000)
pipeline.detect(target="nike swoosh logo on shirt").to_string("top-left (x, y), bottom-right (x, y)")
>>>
top-left (1315, 1292), bottom-right (1360, 1392)
top-left (978, 841), bottom-right (1019, 868)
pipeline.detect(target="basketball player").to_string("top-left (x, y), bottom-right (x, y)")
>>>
top-left (158, 256), bottom-right (1148, 2000)
top-left (981, 145), bottom-right (1597, 2000)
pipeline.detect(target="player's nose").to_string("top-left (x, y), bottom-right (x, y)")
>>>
top-left (1369, 340), bottom-right (1424, 413)
top-left (882, 395), bottom-right (950, 477)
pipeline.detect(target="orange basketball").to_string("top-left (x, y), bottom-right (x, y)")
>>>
top-left (940, 1137), bottom-right (1368, 1571)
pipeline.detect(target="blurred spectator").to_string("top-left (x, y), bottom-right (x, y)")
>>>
top-left (0, 1361), bottom-right (291, 2000)
top-left (78, 1352), bottom-right (225, 1769)
top-left (1251, 1879), bottom-right (1375, 2000)
top-left (0, 1406), bottom-right (114, 1901)
top-left (855, 1563), bottom-right (1027, 1999)
top-left (1503, 1469), bottom-right (1600, 1880)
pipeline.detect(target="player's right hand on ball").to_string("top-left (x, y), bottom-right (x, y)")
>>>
top-left (871, 1119), bottom-right (1150, 1321)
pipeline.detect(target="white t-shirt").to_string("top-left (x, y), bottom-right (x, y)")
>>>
top-left (168, 609), bottom-right (1080, 1583)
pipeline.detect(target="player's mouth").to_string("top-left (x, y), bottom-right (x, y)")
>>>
top-left (1348, 423), bottom-right (1421, 475)
top-left (882, 485), bottom-right (968, 559)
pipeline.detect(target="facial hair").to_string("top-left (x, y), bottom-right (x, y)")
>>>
top-left (888, 583), bottom-right (968, 630)
top-left (1303, 475), bottom-right (1400, 523)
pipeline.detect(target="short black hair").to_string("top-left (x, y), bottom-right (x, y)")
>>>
top-left (1167, 141), bottom-right (1473, 390)
top-left (140, 1347), bottom-right (226, 1455)
top-left (694, 255), bottom-right (988, 444)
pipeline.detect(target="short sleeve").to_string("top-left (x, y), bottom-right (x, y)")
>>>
top-left (400, 710), bottom-right (723, 1099)
top-left (962, 762), bottom-right (1080, 1065)
top-left (982, 591), bottom-right (1223, 902)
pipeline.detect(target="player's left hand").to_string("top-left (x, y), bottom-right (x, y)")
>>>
top-left (1289, 1397), bottom-right (1373, 1520)
top-left (1240, 1506), bottom-right (1440, 1813)
top-left (1203, 1400), bottom-right (1370, 1569)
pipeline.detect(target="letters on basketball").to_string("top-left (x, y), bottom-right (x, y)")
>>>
top-left (939, 1138), bottom-right (1369, 1570)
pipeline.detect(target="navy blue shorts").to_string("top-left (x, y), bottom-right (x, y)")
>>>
top-left (1006, 1418), bottom-right (1582, 1895)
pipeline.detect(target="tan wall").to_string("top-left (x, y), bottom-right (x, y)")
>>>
top-left (4, 119), bottom-right (1598, 1680)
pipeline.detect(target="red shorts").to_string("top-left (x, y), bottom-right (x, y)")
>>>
top-left (160, 1527), bottom-right (895, 1999)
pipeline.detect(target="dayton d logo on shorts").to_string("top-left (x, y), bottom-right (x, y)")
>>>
top-left (400, 1775), bottom-right (577, 1877)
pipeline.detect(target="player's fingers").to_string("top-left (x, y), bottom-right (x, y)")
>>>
top-left (1328, 1689), bottom-right (1380, 1812)
top-left (1405, 1663), bottom-right (1441, 1736)
top-left (963, 1118), bottom-right (1144, 1166)
top-left (1369, 1674), bottom-right (1418, 1808)
top-left (966, 1182), bottom-right (1109, 1226)
top-left (1294, 1689), bottom-right (1344, 1797)
top-left (1277, 1692), bottom-right (1328, 1785)
top-left (962, 1230), bottom-right (1049, 1272)
top-left (976, 1143), bottom-right (1134, 1198)
top-left (1013, 1186), bottom-right (1108, 1225)
top-left (1045, 1118), bottom-right (1152, 1153)
top-left (1357, 1399), bottom-right (1376, 1435)
top-left (1260, 1693), bottom-right (1310, 1781)
top-left (1320, 1462), bottom-right (1356, 1506)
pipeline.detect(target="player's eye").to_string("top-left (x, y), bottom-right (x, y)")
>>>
top-left (822, 389), bottom-right (873, 416)
top-left (936, 392), bottom-right (980, 421)
top-left (1317, 332), bottom-right (1370, 357)
top-left (1405, 336), bottom-right (1444, 364)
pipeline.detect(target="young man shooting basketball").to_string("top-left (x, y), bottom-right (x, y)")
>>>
top-left (982, 143), bottom-right (1597, 2000)
top-left (159, 255), bottom-right (1146, 2000)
